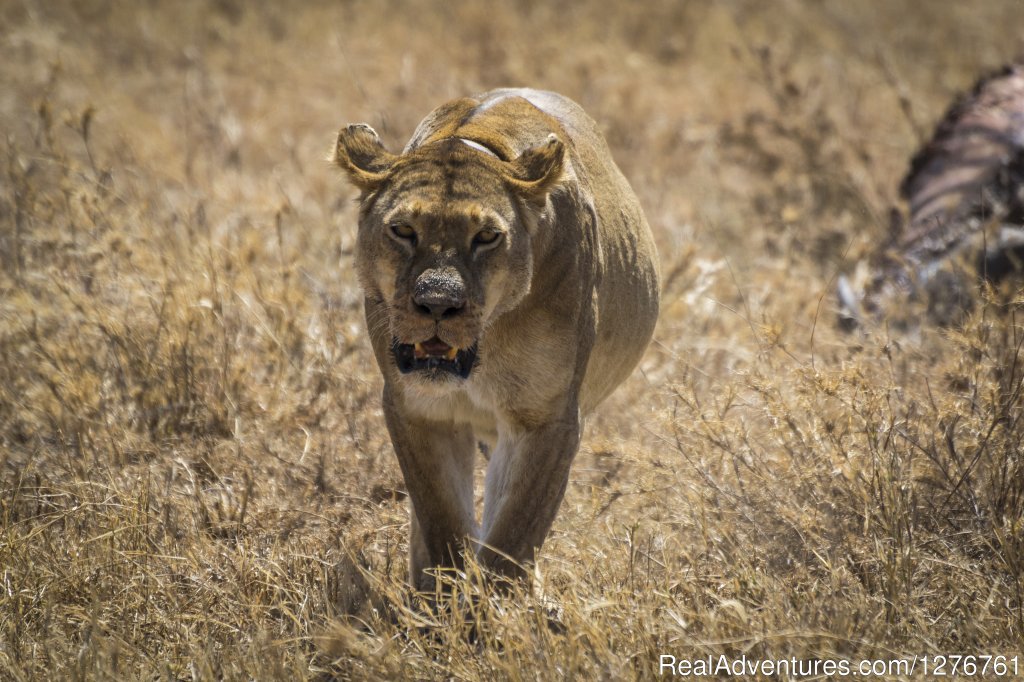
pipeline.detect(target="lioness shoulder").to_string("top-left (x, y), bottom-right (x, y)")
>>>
top-left (333, 88), bottom-right (659, 589)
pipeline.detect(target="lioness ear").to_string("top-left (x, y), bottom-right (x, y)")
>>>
top-left (505, 134), bottom-right (565, 203)
top-left (333, 123), bottom-right (398, 192)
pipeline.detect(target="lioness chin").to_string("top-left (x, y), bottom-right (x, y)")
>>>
top-left (333, 88), bottom-right (659, 591)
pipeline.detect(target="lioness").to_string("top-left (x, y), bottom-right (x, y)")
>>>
top-left (333, 89), bottom-right (659, 590)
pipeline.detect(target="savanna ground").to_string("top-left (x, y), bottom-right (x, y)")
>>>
top-left (2, 1), bottom-right (1023, 679)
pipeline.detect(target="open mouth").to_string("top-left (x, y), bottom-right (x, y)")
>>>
top-left (391, 337), bottom-right (478, 379)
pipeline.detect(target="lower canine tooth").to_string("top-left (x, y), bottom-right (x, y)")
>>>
top-left (445, 347), bottom-right (458, 360)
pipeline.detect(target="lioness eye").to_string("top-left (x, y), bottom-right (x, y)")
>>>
top-left (473, 228), bottom-right (502, 247)
top-left (390, 223), bottom-right (417, 243)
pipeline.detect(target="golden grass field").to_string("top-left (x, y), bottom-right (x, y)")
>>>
top-left (2, 1), bottom-right (1023, 679)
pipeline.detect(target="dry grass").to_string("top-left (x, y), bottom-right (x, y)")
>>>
top-left (2, 1), bottom-right (1023, 679)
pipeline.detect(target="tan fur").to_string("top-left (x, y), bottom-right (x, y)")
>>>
top-left (334, 89), bottom-right (660, 590)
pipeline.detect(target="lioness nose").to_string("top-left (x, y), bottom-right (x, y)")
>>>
top-left (413, 271), bottom-right (466, 320)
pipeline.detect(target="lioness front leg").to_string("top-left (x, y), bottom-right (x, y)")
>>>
top-left (478, 410), bottom-right (581, 579)
top-left (382, 388), bottom-right (478, 591)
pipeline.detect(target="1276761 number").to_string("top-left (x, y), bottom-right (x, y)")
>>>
top-left (922, 655), bottom-right (1019, 676)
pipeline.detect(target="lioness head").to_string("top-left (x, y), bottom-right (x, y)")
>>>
top-left (334, 124), bottom-right (565, 388)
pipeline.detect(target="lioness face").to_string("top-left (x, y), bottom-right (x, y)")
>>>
top-left (362, 155), bottom-right (529, 386)
top-left (334, 126), bottom-right (565, 389)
